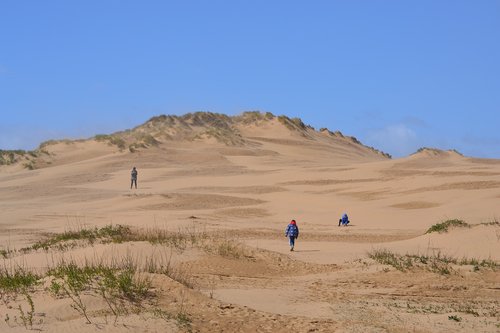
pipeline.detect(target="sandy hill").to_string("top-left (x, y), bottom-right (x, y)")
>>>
top-left (0, 112), bottom-right (390, 171)
top-left (0, 111), bottom-right (499, 332)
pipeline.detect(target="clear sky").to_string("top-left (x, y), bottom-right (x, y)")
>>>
top-left (1, 1), bottom-right (499, 158)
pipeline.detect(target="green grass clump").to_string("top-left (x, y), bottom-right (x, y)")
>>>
top-left (23, 161), bottom-right (35, 170)
top-left (425, 219), bottom-right (469, 234)
top-left (47, 258), bottom-right (152, 324)
top-left (0, 267), bottom-right (40, 292)
top-left (369, 248), bottom-right (499, 274)
top-left (0, 149), bottom-right (30, 165)
top-left (21, 224), bottom-right (213, 254)
top-left (48, 259), bottom-right (152, 301)
top-left (0, 249), bottom-right (9, 258)
top-left (94, 134), bottom-right (126, 150)
top-left (479, 219), bottom-right (500, 227)
top-left (138, 133), bottom-right (159, 146)
top-left (278, 115), bottom-right (306, 131)
top-left (204, 239), bottom-right (249, 259)
top-left (458, 257), bottom-right (499, 270)
top-left (23, 225), bottom-right (132, 252)
top-left (448, 315), bottom-right (461, 322)
top-left (368, 249), bottom-right (413, 271)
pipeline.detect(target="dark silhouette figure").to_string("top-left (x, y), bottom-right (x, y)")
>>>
top-left (131, 167), bottom-right (138, 189)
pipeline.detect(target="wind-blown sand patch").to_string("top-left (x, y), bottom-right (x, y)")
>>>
top-left (142, 193), bottom-right (265, 210)
top-left (382, 169), bottom-right (500, 178)
top-left (247, 136), bottom-right (318, 147)
top-left (164, 165), bottom-right (252, 177)
top-left (403, 181), bottom-right (500, 194)
top-left (374, 224), bottom-right (500, 261)
top-left (379, 168), bottom-right (431, 178)
top-left (468, 158), bottom-right (500, 165)
top-left (431, 170), bottom-right (500, 177)
top-left (229, 229), bottom-right (418, 243)
top-left (216, 147), bottom-right (278, 156)
top-left (338, 189), bottom-right (389, 201)
top-left (279, 178), bottom-right (379, 186)
top-left (390, 201), bottom-right (441, 209)
top-left (179, 185), bottom-right (287, 194)
top-left (214, 208), bottom-right (270, 218)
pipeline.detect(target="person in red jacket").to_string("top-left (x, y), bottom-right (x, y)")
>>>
top-left (284, 219), bottom-right (299, 251)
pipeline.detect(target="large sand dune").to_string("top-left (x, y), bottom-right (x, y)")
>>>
top-left (1, 113), bottom-right (499, 332)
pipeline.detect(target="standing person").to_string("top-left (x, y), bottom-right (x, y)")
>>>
top-left (130, 167), bottom-right (138, 189)
top-left (285, 219), bottom-right (299, 251)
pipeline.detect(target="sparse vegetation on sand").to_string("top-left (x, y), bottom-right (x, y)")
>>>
top-left (0, 266), bottom-right (40, 293)
top-left (237, 111), bottom-right (275, 124)
top-left (94, 134), bottom-right (126, 150)
top-left (18, 224), bottom-right (252, 260)
top-left (48, 257), bottom-right (153, 324)
top-left (0, 266), bottom-right (43, 329)
top-left (368, 248), bottom-right (499, 274)
top-left (0, 224), bottom-right (259, 329)
top-left (277, 115), bottom-right (308, 132)
top-left (425, 219), bottom-right (470, 234)
top-left (0, 149), bottom-right (46, 169)
top-left (0, 149), bottom-right (27, 165)
top-left (20, 224), bottom-right (132, 253)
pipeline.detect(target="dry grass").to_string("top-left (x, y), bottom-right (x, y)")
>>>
top-left (0, 224), bottom-right (254, 327)
top-left (425, 219), bottom-right (470, 234)
top-left (368, 248), bottom-right (499, 274)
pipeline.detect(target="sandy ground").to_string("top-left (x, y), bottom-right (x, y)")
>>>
top-left (1, 121), bottom-right (499, 332)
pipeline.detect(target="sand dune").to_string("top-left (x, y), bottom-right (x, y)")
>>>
top-left (1, 113), bottom-right (499, 332)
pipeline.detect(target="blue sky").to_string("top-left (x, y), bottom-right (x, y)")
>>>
top-left (1, 1), bottom-right (499, 158)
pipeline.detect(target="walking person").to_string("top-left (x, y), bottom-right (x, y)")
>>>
top-left (285, 219), bottom-right (299, 251)
top-left (130, 167), bottom-right (138, 189)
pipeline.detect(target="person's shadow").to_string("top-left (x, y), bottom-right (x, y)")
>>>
top-left (293, 250), bottom-right (320, 253)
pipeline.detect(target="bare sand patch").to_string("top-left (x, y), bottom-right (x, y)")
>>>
top-left (231, 229), bottom-right (419, 243)
top-left (279, 178), bottom-right (379, 186)
top-left (380, 169), bottom-right (500, 178)
top-left (431, 170), bottom-right (500, 177)
top-left (179, 185), bottom-right (287, 194)
top-left (468, 158), bottom-right (500, 165)
top-left (403, 181), bottom-right (500, 194)
top-left (142, 193), bottom-right (265, 210)
top-left (213, 207), bottom-right (271, 218)
top-left (390, 201), bottom-right (441, 209)
top-left (338, 189), bottom-right (390, 201)
top-left (379, 168), bottom-right (431, 178)
top-left (247, 136), bottom-right (318, 146)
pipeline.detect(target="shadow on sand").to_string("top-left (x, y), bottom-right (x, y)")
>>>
top-left (293, 250), bottom-right (320, 253)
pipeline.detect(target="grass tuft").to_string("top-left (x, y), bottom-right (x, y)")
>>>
top-left (368, 249), bottom-right (499, 274)
top-left (448, 315), bottom-right (462, 322)
top-left (0, 267), bottom-right (40, 292)
top-left (368, 249), bottom-right (412, 272)
top-left (22, 224), bottom-right (132, 252)
top-left (425, 219), bottom-right (469, 234)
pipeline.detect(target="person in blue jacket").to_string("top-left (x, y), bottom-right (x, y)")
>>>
top-left (338, 213), bottom-right (350, 226)
top-left (285, 219), bottom-right (299, 251)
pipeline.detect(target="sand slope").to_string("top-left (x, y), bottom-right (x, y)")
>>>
top-left (1, 114), bottom-right (499, 332)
